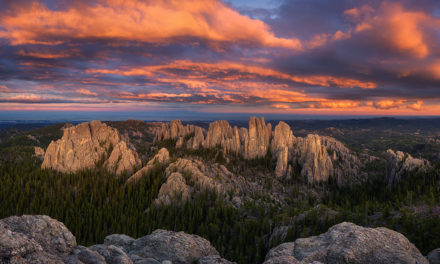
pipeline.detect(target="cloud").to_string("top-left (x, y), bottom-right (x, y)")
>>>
top-left (1, 0), bottom-right (440, 114)
top-left (374, 99), bottom-right (406, 109)
top-left (347, 2), bottom-right (437, 59)
top-left (87, 60), bottom-right (377, 89)
top-left (0, 0), bottom-right (301, 50)
top-left (76, 88), bottom-right (98, 96)
top-left (407, 100), bottom-right (423, 110)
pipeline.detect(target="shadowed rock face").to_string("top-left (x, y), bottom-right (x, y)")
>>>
top-left (42, 120), bottom-right (141, 175)
top-left (386, 149), bottom-right (431, 186)
top-left (263, 222), bottom-right (429, 264)
top-left (428, 248), bottom-right (440, 264)
top-left (0, 215), bottom-right (233, 264)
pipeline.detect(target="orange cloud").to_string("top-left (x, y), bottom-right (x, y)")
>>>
top-left (0, 85), bottom-right (10, 92)
top-left (317, 101), bottom-right (360, 109)
top-left (347, 2), bottom-right (436, 59)
top-left (77, 89), bottom-right (98, 96)
top-left (16, 50), bottom-right (73, 59)
top-left (0, 0), bottom-right (301, 50)
top-left (407, 100), bottom-right (423, 111)
top-left (87, 60), bottom-right (377, 89)
top-left (374, 99), bottom-right (406, 109)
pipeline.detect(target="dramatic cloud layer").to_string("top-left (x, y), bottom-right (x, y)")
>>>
top-left (1, 0), bottom-right (440, 115)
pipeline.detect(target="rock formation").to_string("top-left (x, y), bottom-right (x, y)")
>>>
top-left (127, 148), bottom-right (170, 183)
top-left (263, 222), bottom-right (428, 264)
top-left (246, 116), bottom-right (272, 159)
top-left (156, 172), bottom-right (191, 205)
top-left (155, 120), bottom-right (206, 150)
top-left (386, 149), bottom-right (431, 186)
top-left (154, 158), bottom-right (240, 205)
top-left (292, 135), bottom-right (365, 185)
top-left (42, 121), bottom-right (141, 175)
top-left (0, 214), bottom-right (233, 264)
top-left (154, 117), bottom-right (364, 185)
top-left (271, 121), bottom-right (295, 178)
top-left (34, 146), bottom-right (45, 160)
top-left (428, 248), bottom-right (440, 264)
top-left (0, 215), bottom-right (77, 263)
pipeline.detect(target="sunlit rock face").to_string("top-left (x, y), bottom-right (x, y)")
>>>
top-left (154, 157), bottom-right (239, 205)
top-left (386, 149), bottom-right (431, 186)
top-left (155, 120), bottom-right (207, 150)
top-left (126, 147), bottom-right (170, 184)
top-left (271, 121), bottom-right (295, 178)
top-left (263, 222), bottom-right (429, 264)
top-left (155, 117), bottom-right (364, 185)
top-left (42, 120), bottom-right (141, 175)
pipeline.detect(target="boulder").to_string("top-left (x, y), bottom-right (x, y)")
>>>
top-left (103, 234), bottom-right (135, 253)
top-left (89, 244), bottom-right (133, 264)
top-left (42, 120), bottom-right (141, 175)
top-left (72, 245), bottom-right (106, 264)
top-left (128, 229), bottom-right (219, 264)
top-left (264, 222), bottom-right (429, 264)
top-left (197, 255), bottom-right (235, 263)
top-left (0, 215), bottom-right (76, 263)
top-left (428, 248), bottom-right (440, 264)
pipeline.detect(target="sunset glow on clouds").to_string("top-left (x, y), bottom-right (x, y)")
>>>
top-left (1, 0), bottom-right (440, 115)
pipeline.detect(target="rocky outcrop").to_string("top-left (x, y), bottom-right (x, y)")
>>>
top-left (154, 117), bottom-right (364, 185)
top-left (155, 172), bottom-right (191, 205)
top-left (155, 120), bottom-right (206, 150)
top-left (34, 146), bottom-right (45, 160)
top-left (154, 158), bottom-right (240, 205)
top-left (0, 215), bottom-right (77, 263)
top-left (263, 222), bottom-right (428, 264)
top-left (203, 117), bottom-right (271, 159)
top-left (127, 148), bottom-right (170, 183)
top-left (271, 121), bottom-right (295, 178)
top-left (1, 215), bottom-right (232, 264)
top-left (246, 116), bottom-right (272, 159)
top-left (428, 248), bottom-right (440, 264)
top-left (42, 121), bottom-right (141, 175)
top-left (386, 149), bottom-right (431, 186)
top-left (291, 134), bottom-right (365, 185)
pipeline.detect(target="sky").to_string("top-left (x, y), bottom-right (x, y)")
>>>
top-left (0, 0), bottom-right (440, 118)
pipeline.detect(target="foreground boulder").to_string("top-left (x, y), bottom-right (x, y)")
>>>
top-left (0, 215), bottom-right (77, 263)
top-left (264, 222), bottom-right (428, 264)
top-left (128, 229), bottom-right (220, 263)
top-left (42, 120), bottom-right (141, 175)
top-left (0, 214), bottom-right (232, 264)
top-left (428, 248), bottom-right (440, 264)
